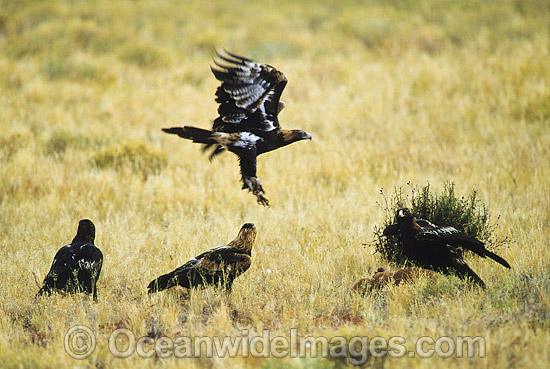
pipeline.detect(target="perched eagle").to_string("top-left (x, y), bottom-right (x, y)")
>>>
top-left (162, 50), bottom-right (312, 206)
top-left (37, 219), bottom-right (103, 300)
top-left (147, 223), bottom-right (256, 294)
top-left (383, 208), bottom-right (511, 288)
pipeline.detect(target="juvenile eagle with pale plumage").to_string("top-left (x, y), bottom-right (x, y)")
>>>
top-left (147, 223), bottom-right (256, 293)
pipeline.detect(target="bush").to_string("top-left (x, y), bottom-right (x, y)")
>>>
top-left (91, 141), bottom-right (167, 179)
top-left (372, 182), bottom-right (502, 265)
top-left (43, 58), bottom-right (101, 81)
top-left (44, 130), bottom-right (71, 155)
top-left (44, 130), bottom-right (106, 157)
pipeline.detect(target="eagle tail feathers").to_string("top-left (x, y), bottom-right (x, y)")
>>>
top-left (147, 271), bottom-right (181, 294)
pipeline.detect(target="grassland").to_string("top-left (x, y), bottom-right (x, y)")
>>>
top-left (0, 0), bottom-right (548, 368)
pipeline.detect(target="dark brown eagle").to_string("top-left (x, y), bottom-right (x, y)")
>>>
top-left (37, 219), bottom-right (103, 301)
top-left (383, 208), bottom-right (511, 288)
top-left (162, 50), bottom-right (312, 206)
top-left (147, 223), bottom-right (256, 294)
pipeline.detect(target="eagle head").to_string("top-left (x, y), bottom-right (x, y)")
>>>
top-left (298, 130), bottom-right (313, 140)
top-left (395, 208), bottom-right (424, 234)
top-left (75, 219), bottom-right (96, 244)
top-left (282, 130), bottom-right (312, 145)
top-left (396, 208), bottom-right (413, 219)
top-left (232, 223), bottom-right (257, 254)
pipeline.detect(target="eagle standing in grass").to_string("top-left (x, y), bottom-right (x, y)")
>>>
top-left (147, 223), bottom-right (256, 294)
top-left (162, 50), bottom-right (312, 206)
top-left (37, 219), bottom-right (103, 301)
top-left (383, 208), bottom-right (511, 288)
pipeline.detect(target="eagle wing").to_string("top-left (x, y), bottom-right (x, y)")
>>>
top-left (415, 226), bottom-right (510, 268)
top-left (415, 226), bottom-right (465, 245)
top-left (76, 244), bottom-right (103, 275)
top-left (211, 49), bottom-right (288, 133)
top-left (414, 218), bottom-right (438, 230)
top-left (193, 245), bottom-right (252, 277)
top-left (382, 223), bottom-right (400, 236)
top-left (43, 244), bottom-right (78, 280)
top-left (43, 243), bottom-right (103, 280)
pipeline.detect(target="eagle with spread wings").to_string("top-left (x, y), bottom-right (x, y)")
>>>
top-left (162, 50), bottom-right (312, 206)
top-left (147, 223), bottom-right (256, 294)
top-left (383, 208), bottom-right (511, 288)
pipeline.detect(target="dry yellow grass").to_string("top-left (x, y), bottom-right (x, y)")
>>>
top-left (0, 0), bottom-right (548, 368)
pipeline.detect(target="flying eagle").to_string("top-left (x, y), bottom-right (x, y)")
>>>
top-left (383, 208), bottom-right (511, 288)
top-left (37, 219), bottom-right (103, 300)
top-left (162, 50), bottom-right (312, 206)
top-left (147, 223), bottom-right (256, 294)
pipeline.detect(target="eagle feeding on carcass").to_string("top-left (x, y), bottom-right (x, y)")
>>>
top-left (383, 208), bottom-right (510, 288)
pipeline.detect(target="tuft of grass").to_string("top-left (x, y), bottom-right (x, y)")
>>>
top-left (43, 130), bottom-right (106, 157)
top-left (91, 141), bottom-right (168, 179)
top-left (43, 57), bottom-right (101, 81)
top-left (0, 132), bottom-right (31, 162)
top-left (118, 42), bottom-right (171, 67)
top-left (372, 182), bottom-right (502, 265)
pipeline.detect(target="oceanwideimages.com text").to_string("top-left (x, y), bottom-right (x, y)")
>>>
top-left (65, 325), bottom-right (486, 365)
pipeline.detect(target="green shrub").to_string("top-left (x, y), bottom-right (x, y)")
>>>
top-left (372, 182), bottom-right (502, 265)
top-left (44, 130), bottom-right (71, 155)
top-left (43, 58), bottom-right (101, 81)
top-left (44, 130), bottom-right (105, 156)
top-left (91, 141), bottom-right (168, 179)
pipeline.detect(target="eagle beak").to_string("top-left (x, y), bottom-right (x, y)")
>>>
top-left (302, 132), bottom-right (312, 140)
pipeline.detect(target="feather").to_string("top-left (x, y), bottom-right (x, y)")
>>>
top-left (148, 224), bottom-right (256, 294)
top-left (162, 50), bottom-right (311, 206)
top-left (389, 208), bottom-right (510, 288)
top-left (37, 219), bottom-right (103, 301)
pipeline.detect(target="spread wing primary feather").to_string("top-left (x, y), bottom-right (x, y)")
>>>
top-left (37, 219), bottom-right (103, 301)
top-left (162, 49), bottom-right (312, 206)
top-left (147, 223), bottom-right (256, 294)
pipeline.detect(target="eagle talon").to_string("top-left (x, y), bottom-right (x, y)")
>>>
top-left (243, 177), bottom-right (270, 206)
top-left (256, 193), bottom-right (270, 207)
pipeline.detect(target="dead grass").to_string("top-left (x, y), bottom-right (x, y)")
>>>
top-left (0, 0), bottom-right (548, 368)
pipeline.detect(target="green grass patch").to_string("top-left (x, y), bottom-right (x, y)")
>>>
top-left (91, 141), bottom-right (168, 179)
top-left (43, 129), bottom-right (106, 157)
